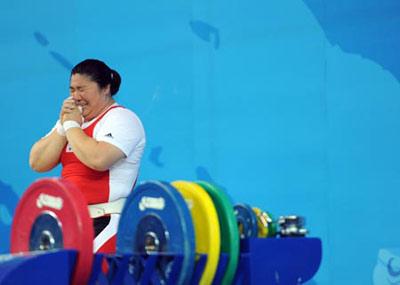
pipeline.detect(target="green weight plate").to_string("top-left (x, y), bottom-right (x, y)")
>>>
top-left (266, 211), bottom-right (278, 237)
top-left (196, 181), bottom-right (239, 285)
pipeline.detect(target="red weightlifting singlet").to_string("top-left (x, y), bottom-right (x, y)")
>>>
top-left (60, 105), bottom-right (122, 205)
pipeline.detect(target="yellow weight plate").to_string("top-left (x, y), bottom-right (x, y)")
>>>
top-left (171, 181), bottom-right (221, 285)
top-left (253, 207), bottom-right (269, 238)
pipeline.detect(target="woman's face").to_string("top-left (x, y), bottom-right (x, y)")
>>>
top-left (69, 73), bottom-right (110, 120)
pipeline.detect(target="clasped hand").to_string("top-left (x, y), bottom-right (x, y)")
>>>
top-left (60, 98), bottom-right (83, 125)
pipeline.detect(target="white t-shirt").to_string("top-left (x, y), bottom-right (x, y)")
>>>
top-left (85, 104), bottom-right (146, 201)
top-left (56, 103), bottom-right (146, 203)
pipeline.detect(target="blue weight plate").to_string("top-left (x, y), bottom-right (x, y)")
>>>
top-left (29, 212), bottom-right (64, 251)
top-left (116, 181), bottom-right (195, 285)
top-left (234, 203), bottom-right (258, 239)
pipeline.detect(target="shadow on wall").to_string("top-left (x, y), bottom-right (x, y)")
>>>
top-left (0, 180), bottom-right (19, 253)
top-left (149, 146), bottom-right (165, 168)
top-left (147, 145), bottom-right (234, 203)
top-left (195, 166), bottom-right (235, 204)
top-left (189, 20), bottom-right (220, 50)
top-left (33, 31), bottom-right (73, 70)
top-left (303, 0), bottom-right (400, 82)
top-left (373, 248), bottom-right (400, 285)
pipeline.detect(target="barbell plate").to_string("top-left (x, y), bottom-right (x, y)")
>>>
top-left (196, 181), bottom-right (239, 285)
top-left (11, 178), bottom-right (94, 285)
top-left (234, 203), bottom-right (258, 239)
top-left (252, 207), bottom-right (269, 238)
top-left (172, 181), bottom-right (221, 285)
top-left (116, 181), bottom-right (195, 285)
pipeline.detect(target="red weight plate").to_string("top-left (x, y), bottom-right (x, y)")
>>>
top-left (11, 178), bottom-right (93, 285)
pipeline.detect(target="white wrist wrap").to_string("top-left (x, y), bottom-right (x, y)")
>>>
top-left (63, 120), bottom-right (81, 132)
top-left (56, 120), bottom-right (66, 136)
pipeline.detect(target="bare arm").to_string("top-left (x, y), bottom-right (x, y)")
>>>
top-left (29, 126), bottom-right (67, 172)
top-left (65, 128), bottom-right (125, 171)
top-left (30, 97), bottom-right (70, 172)
top-left (62, 99), bottom-right (125, 171)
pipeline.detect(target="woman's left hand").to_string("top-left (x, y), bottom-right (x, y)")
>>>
top-left (61, 98), bottom-right (83, 125)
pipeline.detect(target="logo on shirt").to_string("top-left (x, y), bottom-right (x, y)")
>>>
top-left (105, 133), bottom-right (113, 139)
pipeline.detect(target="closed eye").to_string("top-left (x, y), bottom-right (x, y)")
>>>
top-left (70, 86), bottom-right (86, 92)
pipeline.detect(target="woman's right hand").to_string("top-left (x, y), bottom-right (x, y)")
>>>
top-left (60, 98), bottom-right (82, 125)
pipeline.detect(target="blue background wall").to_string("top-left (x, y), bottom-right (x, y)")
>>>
top-left (1, 1), bottom-right (400, 284)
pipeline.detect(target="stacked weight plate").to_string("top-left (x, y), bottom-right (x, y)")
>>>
top-left (196, 181), bottom-right (239, 285)
top-left (234, 203), bottom-right (259, 239)
top-left (252, 207), bottom-right (277, 238)
top-left (116, 180), bottom-right (242, 284)
top-left (116, 181), bottom-right (196, 285)
top-left (172, 181), bottom-right (221, 285)
top-left (6, 178), bottom-right (317, 285)
top-left (10, 178), bottom-right (94, 285)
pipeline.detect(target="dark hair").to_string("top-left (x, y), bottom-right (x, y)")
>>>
top-left (71, 59), bottom-right (121, 96)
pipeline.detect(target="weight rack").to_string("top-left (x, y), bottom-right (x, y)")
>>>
top-left (0, 237), bottom-right (322, 284)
